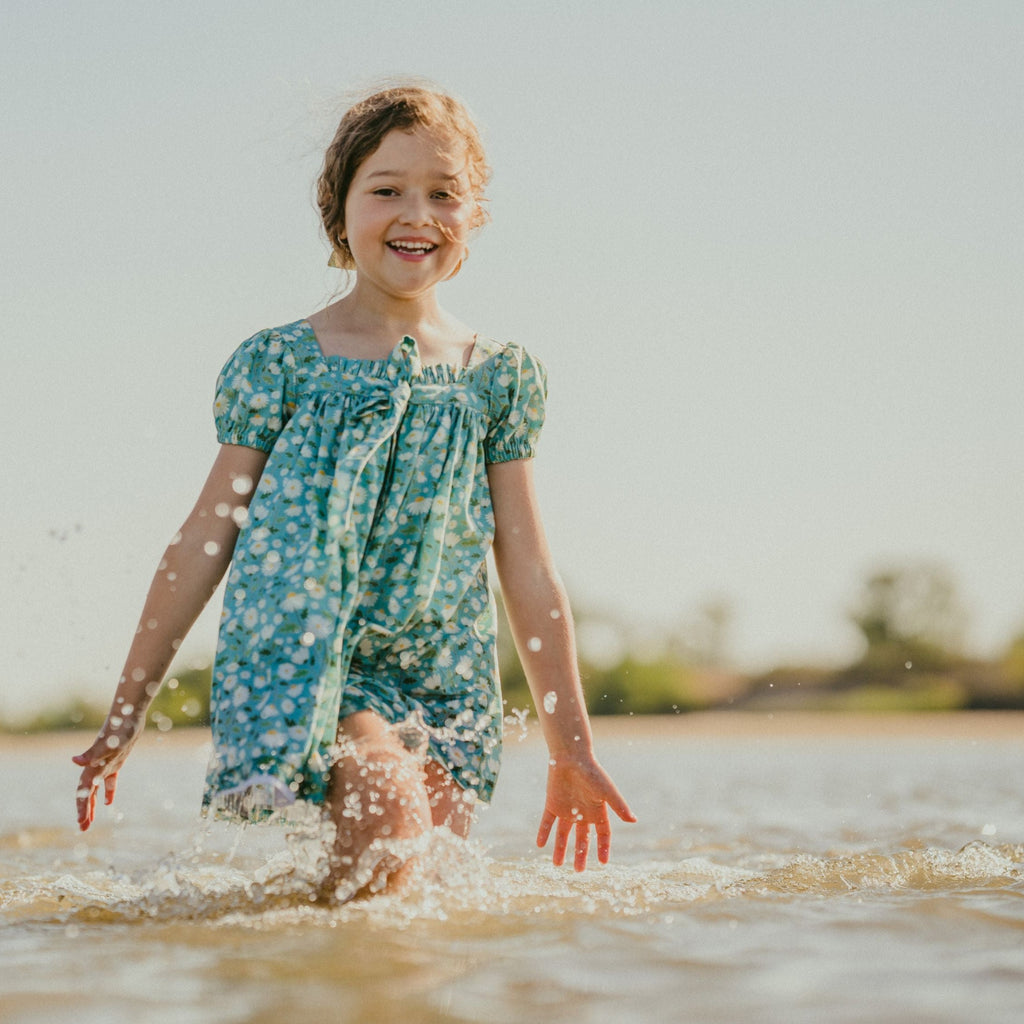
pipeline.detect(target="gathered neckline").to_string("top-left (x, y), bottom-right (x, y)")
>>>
top-left (298, 318), bottom-right (481, 374)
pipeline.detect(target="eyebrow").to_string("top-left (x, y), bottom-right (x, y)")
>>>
top-left (364, 169), bottom-right (462, 183)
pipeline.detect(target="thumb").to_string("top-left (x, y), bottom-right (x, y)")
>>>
top-left (72, 746), bottom-right (103, 766)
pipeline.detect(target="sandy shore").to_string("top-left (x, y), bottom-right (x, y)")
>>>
top-left (7, 710), bottom-right (1024, 753)
top-left (589, 710), bottom-right (1024, 741)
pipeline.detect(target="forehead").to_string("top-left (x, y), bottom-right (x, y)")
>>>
top-left (357, 127), bottom-right (468, 179)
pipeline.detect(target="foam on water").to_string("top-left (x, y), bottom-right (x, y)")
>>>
top-left (4, 830), bottom-right (1023, 933)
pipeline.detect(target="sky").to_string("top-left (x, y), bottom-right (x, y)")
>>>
top-left (2, 1), bottom-right (1023, 719)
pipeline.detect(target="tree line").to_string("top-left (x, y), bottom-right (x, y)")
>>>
top-left (8, 561), bottom-right (1024, 732)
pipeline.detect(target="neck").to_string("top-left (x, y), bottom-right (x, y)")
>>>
top-left (339, 281), bottom-right (448, 339)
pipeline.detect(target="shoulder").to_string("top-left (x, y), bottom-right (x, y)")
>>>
top-left (230, 319), bottom-right (311, 358)
top-left (219, 319), bottom-right (315, 377)
top-left (472, 337), bottom-right (546, 382)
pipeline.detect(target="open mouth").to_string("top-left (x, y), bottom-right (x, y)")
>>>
top-left (387, 241), bottom-right (438, 256)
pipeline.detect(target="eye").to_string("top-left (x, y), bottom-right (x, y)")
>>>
top-left (372, 187), bottom-right (398, 197)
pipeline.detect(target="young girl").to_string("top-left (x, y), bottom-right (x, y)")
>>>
top-left (73, 83), bottom-right (634, 895)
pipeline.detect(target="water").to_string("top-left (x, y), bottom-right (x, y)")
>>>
top-left (4, 713), bottom-right (1024, 1023)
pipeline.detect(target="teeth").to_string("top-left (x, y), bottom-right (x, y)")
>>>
top-left (389, 241), bottom-right (435, 253)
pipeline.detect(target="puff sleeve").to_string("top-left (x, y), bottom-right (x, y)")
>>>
top-left (484, 344), bottom-right (548, 463)
top-left (213, 330), bottom-right (290, 452)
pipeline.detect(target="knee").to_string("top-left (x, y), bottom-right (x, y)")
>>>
top-left (330, 737), bottom-right (428, 832)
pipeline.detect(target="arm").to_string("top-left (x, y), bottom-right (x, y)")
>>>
top-left (488, 458), bottom-right (635, 870)
top-left (72, 443), bottom-right (269, 831)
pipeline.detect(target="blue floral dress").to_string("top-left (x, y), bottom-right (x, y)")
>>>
top-left (201, 320), bottom-right (546, 821)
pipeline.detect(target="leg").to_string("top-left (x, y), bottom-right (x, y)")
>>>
top-left (326, 710), bottom-right (432, 898)
top-left (424, 759), bottom-right (478, 838)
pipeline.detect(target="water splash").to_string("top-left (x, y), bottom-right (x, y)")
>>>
top-left (8, 838), bottom-right (1021, 934)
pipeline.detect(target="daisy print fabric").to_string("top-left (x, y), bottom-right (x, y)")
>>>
top-left (202, 320), bottom-right (546, 821)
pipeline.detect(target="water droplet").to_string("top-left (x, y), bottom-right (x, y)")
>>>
top-left (300, 632), bottom-right (316, 647)
top-left (549, 609), bottom-right (561, 619)
top-left (905, 661), bottom-right (913, 670)
top-left (542, 691), bottom-right (557, 714)
top-left (105, 736), bottom-right (120, 749)
top-left (203, 541), bottom-right (221, 556)
top-left (232, 475), bottom-right (254, 495)
top-left (214, 502), bottom-right (231, 518)
top-left (982, 823), bottom-right (997, 836)
top-left (131, 668), bottom-right (146, 682)
top-left (527, 637), bottom-right (542, 652)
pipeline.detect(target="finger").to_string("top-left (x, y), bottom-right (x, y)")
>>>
top-left (77, 781), bottom-right (96, 831)
top-left (552, 817), bottom-right (571, 867)
top-left (76, 763), bottom-right (102, 828)
top-left (573, 821), bottom-right (590, 872)
top-left (76, 788), bottom-right (89, 830)
top-left (72, 747), bottom-right (102, 767)
top-left (104, 772), bottom-right (119, 806)
top-left (605, 783), bottom-right (637, 823)
top-left (596, 818), bottom-right (613, 864)
top-left (536, 809), bottom-right (556, 848)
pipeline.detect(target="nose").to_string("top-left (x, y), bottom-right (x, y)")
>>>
top-left (397, 191), bottom-right (432, 227)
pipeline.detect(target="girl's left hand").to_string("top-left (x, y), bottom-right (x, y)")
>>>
top-left (537, 754), bottom-right (636, 871)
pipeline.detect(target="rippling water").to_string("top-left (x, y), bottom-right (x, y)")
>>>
top-left (4, 713), bottom-right (1024, 1023)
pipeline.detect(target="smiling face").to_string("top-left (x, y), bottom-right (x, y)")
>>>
top-left (342, 128), bottom-right (475, 300)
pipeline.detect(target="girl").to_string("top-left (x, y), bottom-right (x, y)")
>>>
top-left (73, 83), bottom-right (634, 896)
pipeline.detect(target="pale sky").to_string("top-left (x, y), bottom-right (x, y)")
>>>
top-left (2, 1), bottom-right (1023, 719)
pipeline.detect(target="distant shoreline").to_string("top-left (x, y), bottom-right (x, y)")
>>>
top-left (10, 710), bottom-right (1024, 752)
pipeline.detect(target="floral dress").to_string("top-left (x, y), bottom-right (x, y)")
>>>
top-left (201, 320), bottom-right (546, 821)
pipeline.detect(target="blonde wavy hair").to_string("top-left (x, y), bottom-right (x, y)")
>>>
top-left (317, 83), bottom-right (491, 270)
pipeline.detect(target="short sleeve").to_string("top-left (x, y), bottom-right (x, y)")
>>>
top-left (484, 344), bottom-right (547, 463)
top-left (213, 330), bottom-right (290, 452)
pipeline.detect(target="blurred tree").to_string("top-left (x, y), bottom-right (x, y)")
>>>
top-left (669, 598), bottom-right (733, 667)
top-left (848, 562), bottom-right (967, 671)
top-left (17, 695), bottom-right (106, 733)
top-left (146, 663), bottom-right (212, 729)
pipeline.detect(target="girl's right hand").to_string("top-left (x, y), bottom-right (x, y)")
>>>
top-left (72, 714), bottom-right (143, 831)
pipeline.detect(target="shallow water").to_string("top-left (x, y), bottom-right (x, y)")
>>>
top-left (4, 713), bottom-right (1024, 1023)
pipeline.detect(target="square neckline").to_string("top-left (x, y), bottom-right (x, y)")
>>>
top-left (299, 318), bottom-right (481, 371)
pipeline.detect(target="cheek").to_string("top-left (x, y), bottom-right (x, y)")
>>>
top-left (446, 205), bottom-right (473, 237)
